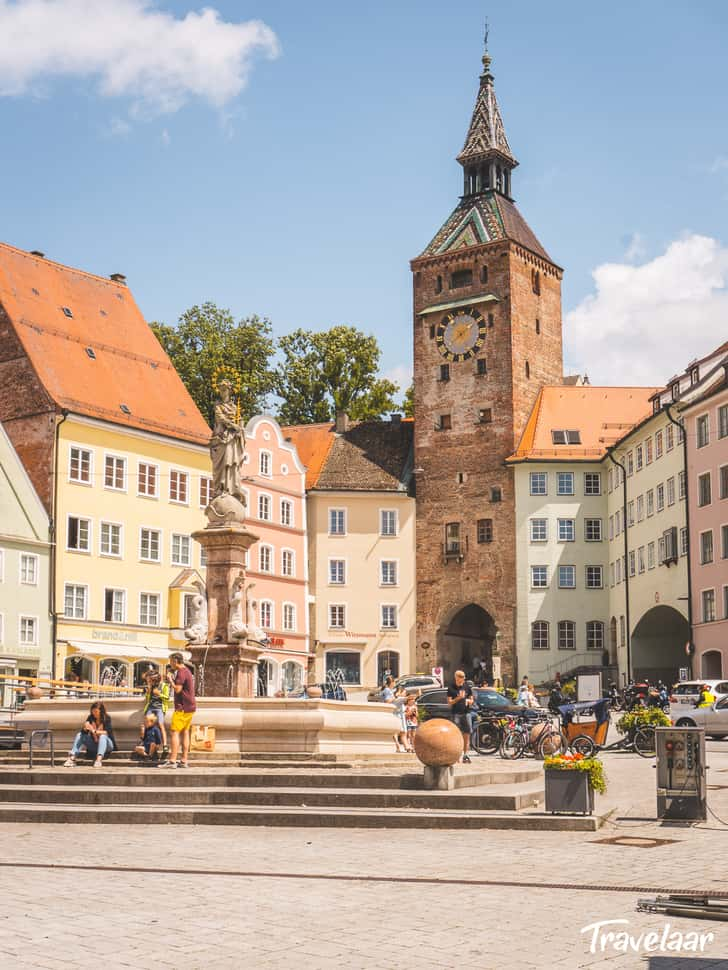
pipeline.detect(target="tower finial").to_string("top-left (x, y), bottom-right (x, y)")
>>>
top-left (482, 17), bottom-right (492, 72)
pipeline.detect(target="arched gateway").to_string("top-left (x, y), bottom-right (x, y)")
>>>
top-left (631, 605), bottom-right (688, 684)
top-left (437, 604), bottom-right (497, 684)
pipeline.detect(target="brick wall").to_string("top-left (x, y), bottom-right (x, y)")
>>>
top-left (411, 238), bottom-right (563, 683)
top-left (0, 304), bottom-right (57, 511)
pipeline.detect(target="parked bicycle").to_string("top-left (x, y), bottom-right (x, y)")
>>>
top-left (499, 712), bottom-right (567, 760)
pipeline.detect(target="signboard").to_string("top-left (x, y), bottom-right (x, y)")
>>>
top-left (679, 667), bottom-right (689, 682)
top-left (491, 656), bottom-right (502, 685)
top-left (577, 673), bottom-right (602, 703)
top-left (431, 666), bottom-right (443, 685)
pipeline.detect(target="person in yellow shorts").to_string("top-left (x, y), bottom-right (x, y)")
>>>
top-left (159, 653), bottom-right (196, 768)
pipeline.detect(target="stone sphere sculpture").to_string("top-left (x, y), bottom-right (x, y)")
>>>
top-left (530, 721), bottom-right (560, 755)
top-left (414, 718), bottom-right (463, 767)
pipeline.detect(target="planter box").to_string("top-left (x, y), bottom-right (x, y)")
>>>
top-left (545, 768), bottom-right (594, 815)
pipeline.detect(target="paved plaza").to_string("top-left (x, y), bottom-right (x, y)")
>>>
top-left (1, 745), bottom-right (727, 970)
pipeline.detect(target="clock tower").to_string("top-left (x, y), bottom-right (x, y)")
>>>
top-left (411, 41), bottom-right (563, 684)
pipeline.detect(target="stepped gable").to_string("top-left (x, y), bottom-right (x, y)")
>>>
top-left (508, 385), bottom-right (660, 462)
top-left (419, 192), bottom-right (551, 262)
top-left (0, 242), bottom-right (210, 444)
top-left (310, 420), bottom-right (413, 491)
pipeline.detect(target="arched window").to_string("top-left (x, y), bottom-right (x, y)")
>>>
top-left (531, 621), bottom-right (549, 650)
top-left (435, 275), bottom-right (443, 294)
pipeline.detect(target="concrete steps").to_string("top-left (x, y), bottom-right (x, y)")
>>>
top-left (0, 762), bottom-right (605, 831)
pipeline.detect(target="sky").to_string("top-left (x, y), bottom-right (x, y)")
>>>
top-left (1, 0), bottom-right (727, 398)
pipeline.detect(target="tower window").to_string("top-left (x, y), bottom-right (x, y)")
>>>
top-left (487, 313), bottom-right (494, 328)
top-left (478, 408), bottom-right (492, 424)
top-left (532, 270), bottom-right (541, 295)
top-left (477, 519), bottom-right (493, 543)
top-left (480, 266), bottom-right (488, 284)
top-left (438, 414), bottom-right (452, 431)
top-left (490, 487), bottom-right (502, 503)
top-left (457, 472), bottom-right (466, 484)
top-left (525, 361), bottom-right (530, 378)
top-left (450, 269), bottom-right (473, 289)
top-left (435, 275), bottom-right (443, 294)
top-left (429, 324), bottom-right (435, 339)
top-left (439, 364), bottom-right (450, 382)
top-left (476, 358), bottom-right (487, 376)
top-left (535, 319), bottom-right (541, 334)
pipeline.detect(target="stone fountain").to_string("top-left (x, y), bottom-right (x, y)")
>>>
top-left (187, 378), bottom-right (263, 697)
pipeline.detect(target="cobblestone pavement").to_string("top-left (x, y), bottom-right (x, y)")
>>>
top-left (1, 746), bottom-right (727, 970)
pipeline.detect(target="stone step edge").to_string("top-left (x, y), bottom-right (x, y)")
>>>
top-left (0, 803), bottom-right (601, 831)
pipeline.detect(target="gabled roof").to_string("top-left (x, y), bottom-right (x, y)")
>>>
top-left (281, 422), bottom-right (336, 489)
top-left (0, 421), bottom-right (49, 541)
top-left (508, 386), bottom-right (658, 463)
top-left (283, 419), bottom-right (414, 492)
top-left (0, 242), bottom-right (210, 445)
top-left (417, 191), bottom-right (552, 263)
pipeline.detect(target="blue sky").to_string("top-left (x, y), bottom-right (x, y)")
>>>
top-left (1, 0), bottom-right (727, 392)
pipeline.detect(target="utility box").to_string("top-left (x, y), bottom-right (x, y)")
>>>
top-left (655, 727), bottom-right (707, 821)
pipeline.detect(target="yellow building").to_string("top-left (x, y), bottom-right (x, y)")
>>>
top-left (0, 243), bottom-right (213, 686)
top-left (285, 416), bottom-right (416, 690)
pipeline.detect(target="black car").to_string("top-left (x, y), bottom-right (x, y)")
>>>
top-left (417, 687), bottom-right (540, 722)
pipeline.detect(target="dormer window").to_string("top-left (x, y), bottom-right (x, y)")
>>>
top-left (551, 430), bottom-right (581, 445)
top-left (62, 306), bottom-right (73, 318)
top-left (671, 382), bottom-right (680, 401)
top-left (690, 366), bottom-right (699, 385)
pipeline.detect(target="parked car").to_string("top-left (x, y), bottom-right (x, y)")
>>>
top-left (367, 674), bottom-right (442, 702)
top-left (671, 694), bottom-right (728, 739)
top-left (417, 687), bottom-right (541, 722)
top-left (669, 680), bottom-right (728, 708)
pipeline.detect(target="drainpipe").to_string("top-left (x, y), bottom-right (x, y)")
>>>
top-left (49, 410), bottom-right (69, 682)
top-left (607, 449), bottom-right (631, 683)
top-left (665, 404), bottom-right (693, 680)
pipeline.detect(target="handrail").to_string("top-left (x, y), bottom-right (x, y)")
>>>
top-left (0, 673), bottom-right (144, 696)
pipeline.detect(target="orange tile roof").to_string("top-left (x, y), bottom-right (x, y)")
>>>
top-left (508, 385), bottom-right (659, 462)
top-left (281, 422), bottom-right (335, 488)
top-left (0, 242), bottom-right (210, 445)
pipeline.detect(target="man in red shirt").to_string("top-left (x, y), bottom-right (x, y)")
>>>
top-left (159, 653), bottom-right (196, 769)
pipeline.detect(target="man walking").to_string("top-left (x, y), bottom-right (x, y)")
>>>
top-left (447, 669), bottom-right (474, 764)
top-left (159, 653), bottom-right (196, 769)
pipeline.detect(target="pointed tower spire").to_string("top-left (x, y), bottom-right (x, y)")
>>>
top-left (457, 27), bottom-right (518, 198)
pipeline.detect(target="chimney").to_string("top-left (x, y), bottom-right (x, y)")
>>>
top-left (335, 411), bottom-right (349, 434)
top-left (110, 273), bottom-right (127, 285)
top-left (391, 413), bottom-right (402, 426)
top-left (30, 250), bottom-right (45, 258)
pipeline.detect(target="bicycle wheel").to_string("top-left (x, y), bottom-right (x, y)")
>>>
top-left (537, 729), bottom-right (568, 759)
top-left (500, 728), bottom-right (526, 760)
top-left (570, 734), bottom-right (596, 758)
top-left (473, 721), bottom-right (499, 755)
top-left (634, 725), bottom-right (656, 758)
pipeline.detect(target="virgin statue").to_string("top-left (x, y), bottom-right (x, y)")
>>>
top-left (210, 379), bottom-right (246, 501)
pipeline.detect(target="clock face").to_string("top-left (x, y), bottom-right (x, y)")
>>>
top-left (435, 308), bottom-right (486, 362)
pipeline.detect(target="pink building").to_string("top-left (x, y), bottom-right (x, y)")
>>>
top-left (242, 415), bottom-right (309, 694)
top-left (684, 355), bottom-right (728, 680)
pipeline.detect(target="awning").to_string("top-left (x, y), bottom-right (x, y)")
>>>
top-left (66, 641), bottom-right (188, 661)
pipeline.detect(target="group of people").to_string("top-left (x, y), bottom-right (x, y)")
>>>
top-left (516, 677), bottom-right (541, 709)
top-left (63, 653), bottom-right (197, 769)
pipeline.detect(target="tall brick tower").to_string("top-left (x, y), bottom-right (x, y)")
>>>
top-left (411, 41), bottom-right (563, 685)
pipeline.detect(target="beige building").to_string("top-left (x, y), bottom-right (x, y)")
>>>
top-left (285, 416), bottom-right (415, 690)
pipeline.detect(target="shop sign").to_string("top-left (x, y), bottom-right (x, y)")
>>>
top-left (268, 637), bottom-right (285, 647)
top-left (91, 629), bottom-right (138, 643)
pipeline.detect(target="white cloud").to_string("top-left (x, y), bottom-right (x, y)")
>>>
top-left (385, 363), bottom-right (413, 391)
top-left (564, 234), bottom-right (728, 386)
top-left (623, 231), bottom-right (645, 263)
top-left (0, 0), bottom-right (279, 117)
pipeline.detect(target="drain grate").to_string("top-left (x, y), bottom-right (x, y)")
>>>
top-left (593, 835), bottom-right (679, 848)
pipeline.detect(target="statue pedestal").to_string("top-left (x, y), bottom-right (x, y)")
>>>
top-left (188, 641), bottom-right (262, 698)
top-left (192, 524), bottom-right (261, 698)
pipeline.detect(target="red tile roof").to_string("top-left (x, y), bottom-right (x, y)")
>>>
top-left (0, 243), bottom-right (210, 445)
top-left (508, 386), bottom-right (659, 462)
top-left (281, 423), bottom-right (336, 488)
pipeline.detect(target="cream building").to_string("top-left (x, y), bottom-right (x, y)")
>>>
top-left (510, 386), bottom-right (656, 685)
top-left (286, 416), bottom-right (416, 690)
top-left (0, 423), bottom-right (52, 705)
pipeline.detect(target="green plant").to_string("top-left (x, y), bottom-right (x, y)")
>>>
top-left (616, 706), bottom-right (670, 736)
top-left (561, 678), bottom-right (576, 699)
top-left (504, 688), bottom-right (518, 703)
top-left (544, 753), bottom-right (607, 794)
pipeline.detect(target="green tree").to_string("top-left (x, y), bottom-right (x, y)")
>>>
top-left (402, 383), bottom-right (414, 418)
top-left (151, 303), bottom-right (276, 426)
top-left (274, 326), bottom-right (399, 425)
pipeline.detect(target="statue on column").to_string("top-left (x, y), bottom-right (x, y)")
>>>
top-left (205, 378), bottom-right (248, 528)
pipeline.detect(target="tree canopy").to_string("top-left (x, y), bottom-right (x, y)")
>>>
top-left (274, 325), bottom-right (399, 425)
top-left (151, 303), bottom-right (276, 426)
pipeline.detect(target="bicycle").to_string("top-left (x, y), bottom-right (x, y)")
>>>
top-left (471, 714), bottom-right (509, 755)
top-left (499, 712), bottom-right (568, 760)
top-left (569, 721), bottom-right (656, 759)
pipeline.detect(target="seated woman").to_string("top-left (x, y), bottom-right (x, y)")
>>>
top-left (64, 702), bottom-right (116, 768)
